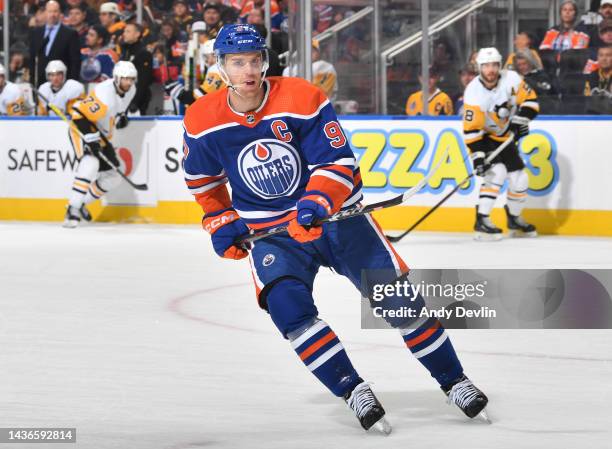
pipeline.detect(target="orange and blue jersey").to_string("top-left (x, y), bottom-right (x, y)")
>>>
top-left (182, 76), bottom-right (363, 230)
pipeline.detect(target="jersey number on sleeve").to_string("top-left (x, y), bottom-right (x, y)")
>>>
top-left (324, 121), bottom-right (347, 148)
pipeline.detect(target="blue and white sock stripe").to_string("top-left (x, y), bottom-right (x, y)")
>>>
top-left (401, 317), bottom-right (449, 359)
top-left (290, 321), bottom-right (344, 372)
top-left (290, 320), bottom-right (328, 350)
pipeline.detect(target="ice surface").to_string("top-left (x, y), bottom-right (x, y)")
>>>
top-left (1, 222), bottom-right (611, 449)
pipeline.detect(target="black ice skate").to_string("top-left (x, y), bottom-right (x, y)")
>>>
top-left (442, 375), bottom-right (490, 423)
top-left (79, 205), bottom-right (92, 222)
top-left (474, 208), bottom-right (502, 241)
top-left (344, 381), bottom-right (392, 435)
top-left (63, 206), bottom-right (81, 228)
top-left (505, 206), bottom-right (537, 237)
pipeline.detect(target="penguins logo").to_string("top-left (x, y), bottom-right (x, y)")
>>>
top-left (238, 139), bottom-right (302, 199)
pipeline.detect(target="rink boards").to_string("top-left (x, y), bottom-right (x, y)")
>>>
top-left (0, 115), bottom-right (611, 236)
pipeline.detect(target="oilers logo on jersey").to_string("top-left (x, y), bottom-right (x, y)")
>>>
top-left (238, 139), bottom-right (302, 199)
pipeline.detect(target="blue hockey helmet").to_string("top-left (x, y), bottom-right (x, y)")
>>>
top-left (214, 24), bottom-right (269, 89)
top-left (213, 24), bottom-right (267, 57)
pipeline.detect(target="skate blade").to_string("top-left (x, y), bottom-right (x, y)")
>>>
top-left (62, 220), bottom-right (78, 229)
top-left (370, 416), bottom-right (392, 436)
top-left (477, 408), bottom-right (492, 424)
top-left (508, 229), bottom-right (537, 238)
top-left (474, 232), bottom-right (503, 242)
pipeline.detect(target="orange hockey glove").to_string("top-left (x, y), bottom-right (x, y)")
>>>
top-left (287, 194), bottom-right (331, 243)
top-left (203, 209), bottom-right (249, 260)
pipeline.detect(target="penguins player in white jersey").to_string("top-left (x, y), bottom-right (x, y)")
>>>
top-left (63, 61), bottom-right (137, 228)
top-left (0, 63), bottom-right (27, 116)
top-left (37, 60), bottom-right (85, 116)
top-left (463, 47), bottom-right (539, 240)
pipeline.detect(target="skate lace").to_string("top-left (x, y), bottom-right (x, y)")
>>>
top-left (446, 379), bottom-right (479, 410)
top-left (347, 382), bottom-right (376, 419)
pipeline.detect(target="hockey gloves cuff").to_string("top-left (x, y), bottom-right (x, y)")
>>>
top-left (471, 151), bottom-right (490, 176)
top-left (509, 115), bottom-right (530, 140)
top-left (116, 113), bottom-right (129, 129)
top-left (288, 194), bottom-right (331, 243)
top-left (82, 131), bottom-right (101, 143)
top-left (203, 209), bottom-right (250, 260)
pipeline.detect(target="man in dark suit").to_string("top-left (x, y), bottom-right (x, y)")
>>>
top-left (29, 0), bottom-right (82, 86)
top-left (120, 23), bottom-right (153, 115)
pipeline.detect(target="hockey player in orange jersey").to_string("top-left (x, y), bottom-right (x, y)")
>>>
top-left (183, 24), bottom-right (489, 434)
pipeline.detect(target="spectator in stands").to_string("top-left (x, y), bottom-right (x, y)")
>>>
top-left (158, 19), bottom-right (186, 68)
top-left (339, 36), bottom-right (360, 63)
top-left (28, 7), bottom-right (48, 29)
top-left (432, 39), bottom-right (461, 98)
top-left (540, 0), bottom-right (590, 51)
top-left (64, 0), bottom-right (99, 26)
top-left (242, 6), bottom-right (288, 55)
top-left (171, 0), bottom-right (194, 34)
top-left (514, 50), bottom-right (560, 113)
top-left (454, 63), bottom-right (477, 115)
top-left (67, 5), bottom-right (90, 49)
top-left (405, 67), bottom-right (453, 116)
top-left (468, 50), bottom-right (479, 66)
top-left (201, 3), bottom-right (224, 41)
top-left (29, 0), bottom-right (82, 86)
top-left (241, 0), bottom-right (283, 30)
top-left (579, 0), bottom-right (612, 27)
top-left (151, 44), bottom-right (175, 83)
top-left (246, 7), bottom-right (264, 26)
top-left (198, 0), bottom-right (239, 25)
top-left (80, 24), bottom-right (119, 83)
top-left (584, 18), bottom-right (612, 72)
top-left (120, 23), bottom-right (154, 114)
top-left (314, 4), bottom-right (334, 33)
top-left (599, 16), bottom-right (612, 45)
top-left (584, 44), bottom-right (612, 113)
top-left (99, 2), bottom-right (126, 48)
top-left (506, 32), bottom-right (543, 70)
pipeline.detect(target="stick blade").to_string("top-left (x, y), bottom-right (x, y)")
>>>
top-left (131, 183), bottom-right (148, 191)
top-left (384, 234), bottom-right (402, 243)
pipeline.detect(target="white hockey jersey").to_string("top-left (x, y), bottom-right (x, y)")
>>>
top-left (0, 81), bottom-right (26, 115)
top-left (463, 70), bottom-right (539, 145)
top-left (71, 78), bottom-right (135, 137)
top-left (38, 79), bottom-right (85, 115)
top-left (283, 60), bottom-right (338, 101)
top-left (69, 79), bottom-right (135, 158)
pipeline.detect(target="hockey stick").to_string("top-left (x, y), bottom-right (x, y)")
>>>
top-left (385, 133), bottom-right (515, 243)
top-left (44, 97), bottom-right (149, 191)
top-left (236, 144), bottom-right (452, 246)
